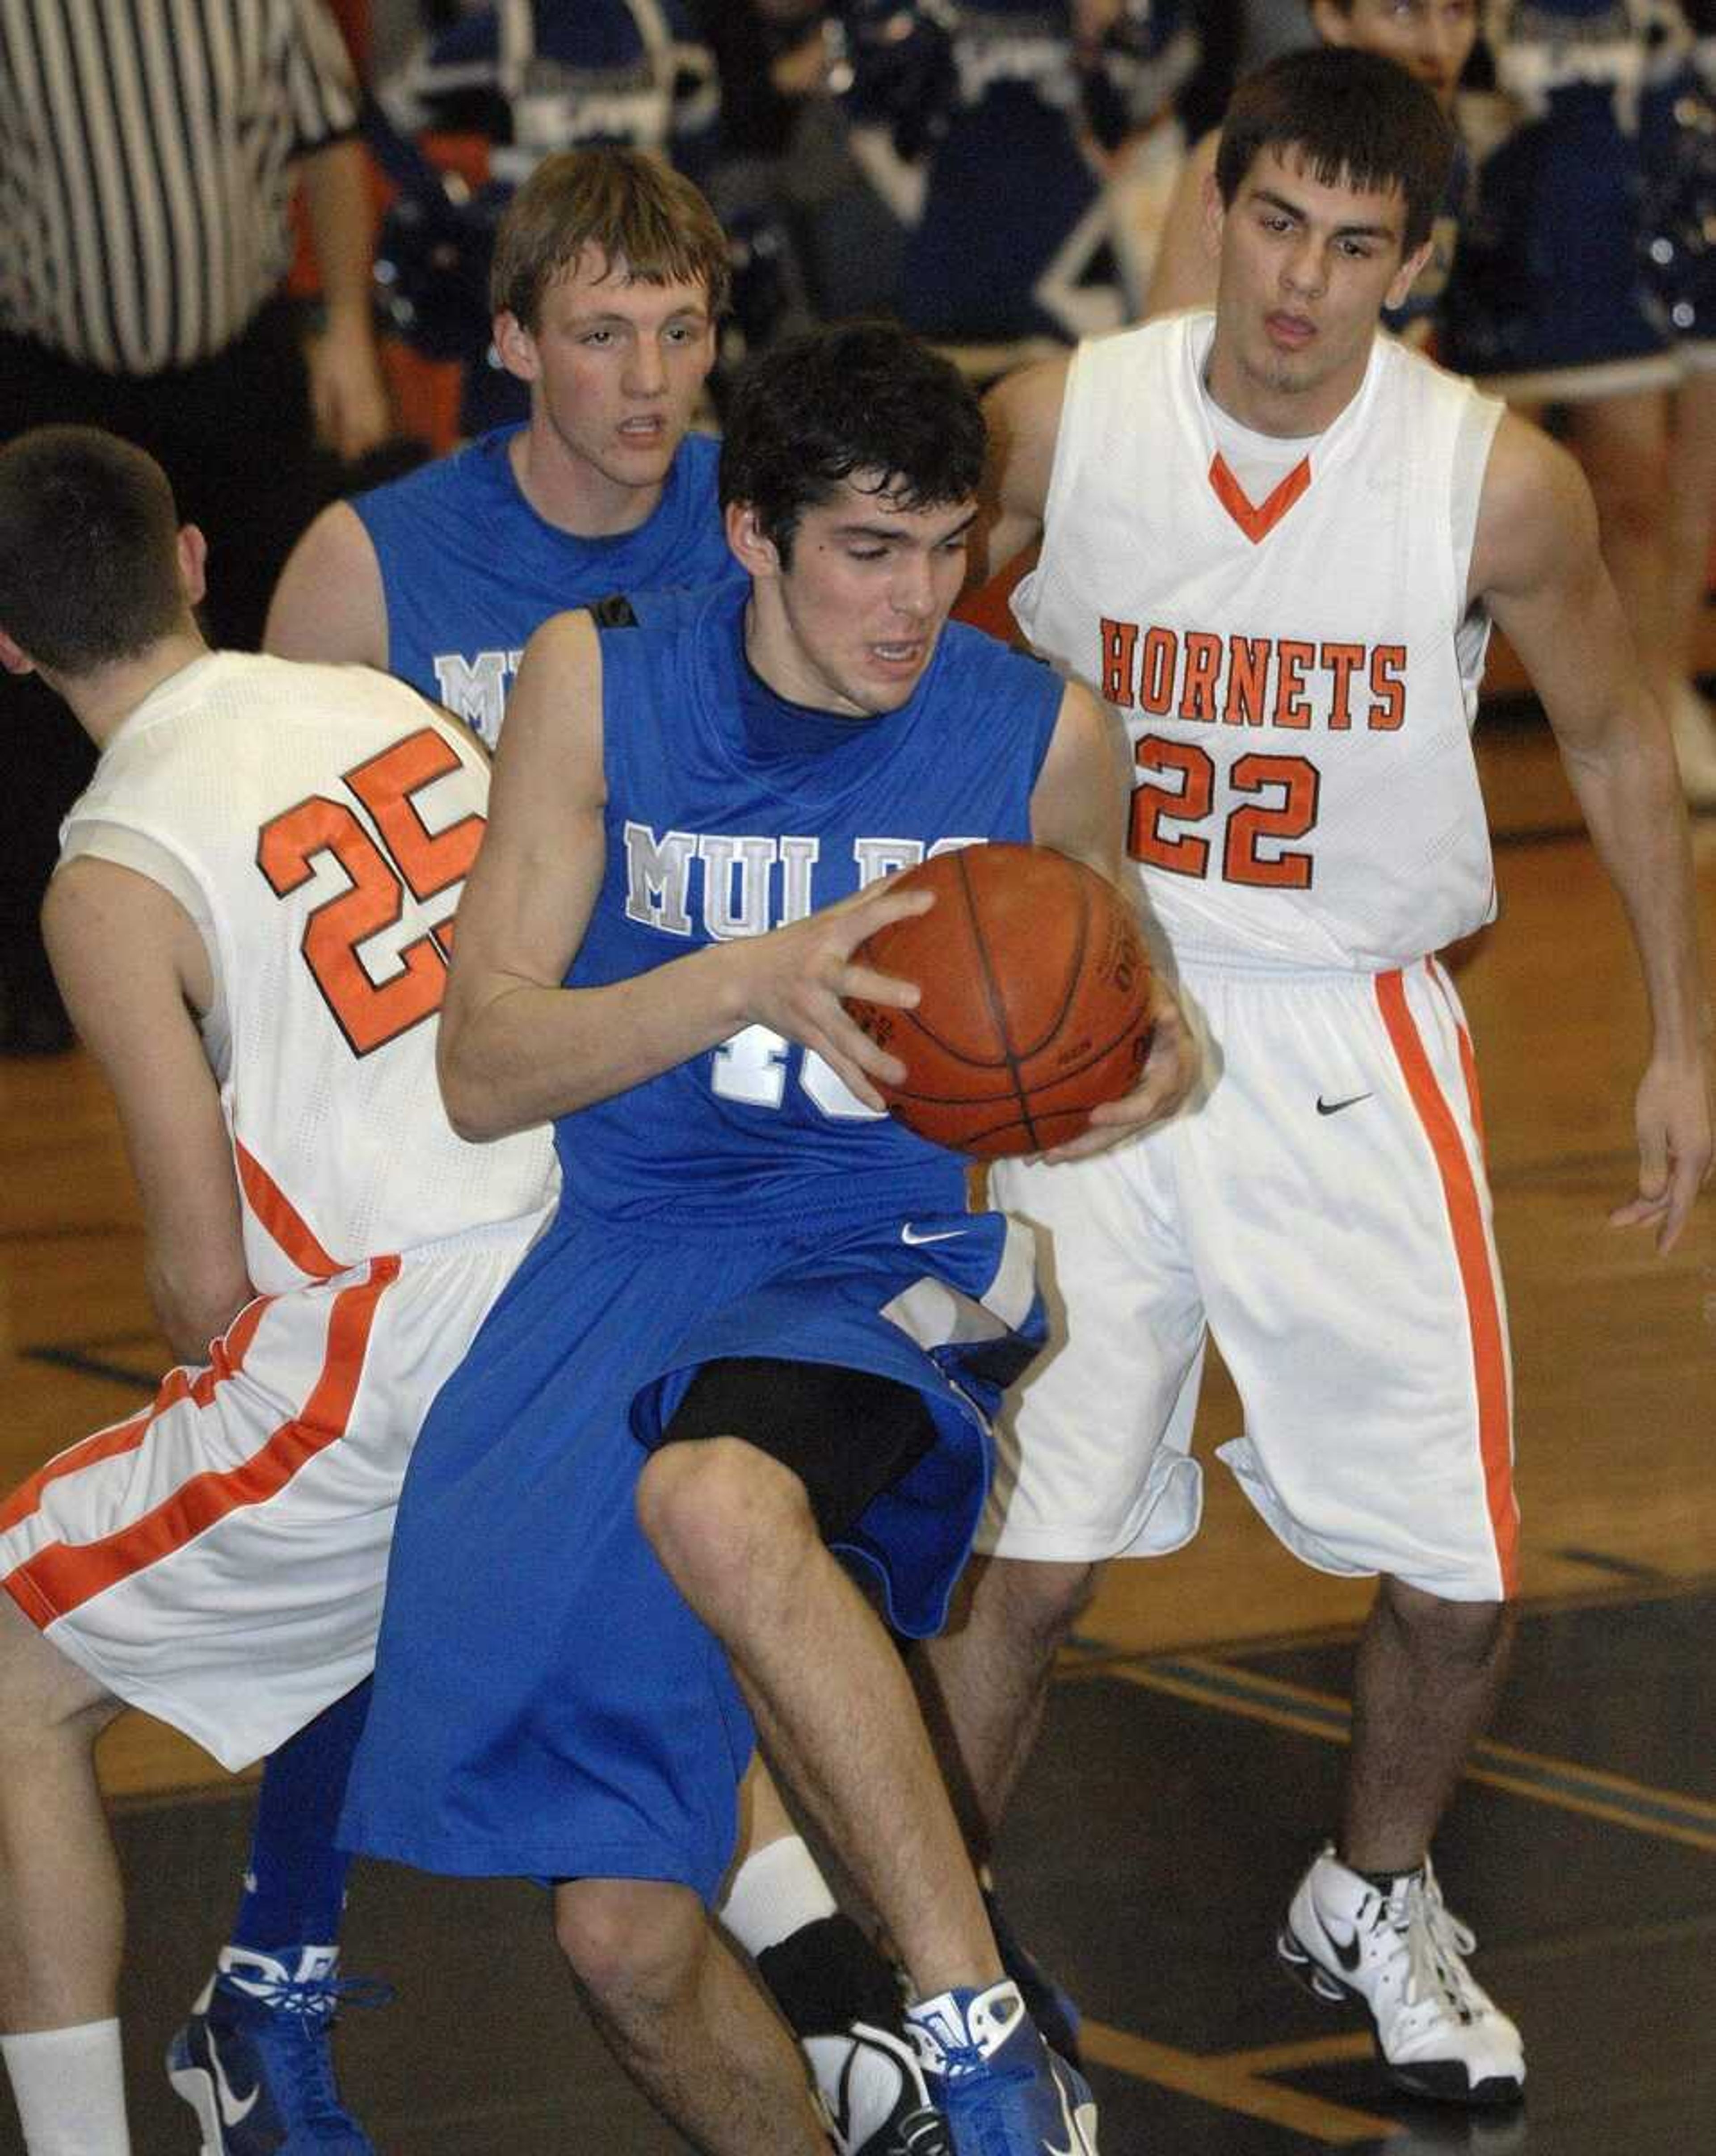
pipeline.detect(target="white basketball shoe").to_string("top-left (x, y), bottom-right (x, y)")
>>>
top-left (1278, 1846), bottom-right (1524, 2106)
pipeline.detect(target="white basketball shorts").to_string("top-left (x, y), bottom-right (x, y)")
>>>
top-left (982, 957), bottom-right (1517, 1602)
top-left (0, 1206), bottom-right (549, 1768)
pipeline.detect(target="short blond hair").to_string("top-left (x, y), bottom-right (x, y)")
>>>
top-left (490, 148), bottom-right (731, 330)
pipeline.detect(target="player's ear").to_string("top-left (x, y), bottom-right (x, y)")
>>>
top-left (0, 626), bottom-right (34, 678)
top-left (1385, 237), bottom-right (1434, 314)
top-left (177, 525), bottom-right (208, 610)
top-left (724, 500), bottom-right (781, 581)
top-left (1200, 166), bottom-right (1226, 262)
top-left (493, 310), bottom-right (539, 384)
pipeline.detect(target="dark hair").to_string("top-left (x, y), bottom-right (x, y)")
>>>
top-left (719, 320), bottom-right (986, 560)
top-left (0, 427), bottom-right (187, 674)
top-left (489, 146), bottom-right (731, 330)
top-left (1215, 46), bottom-right (1455, 256)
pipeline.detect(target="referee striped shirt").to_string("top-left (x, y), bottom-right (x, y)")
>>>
top-left (0, 0), bottom-right (358, 375)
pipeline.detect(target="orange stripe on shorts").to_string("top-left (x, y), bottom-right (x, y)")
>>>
top-left (0, 1297), bottom-right (272, 1538)
top-left (3, 1259), bottom-right (398, 1625)
top-left (1375, 969), bottom-right (1517, 1595)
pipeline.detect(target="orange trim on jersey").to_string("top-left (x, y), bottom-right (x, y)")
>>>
top-left (3, 1258), bottom-right (400, 1626)
top-left (1375, 969), bottom-right (1517, 1593)
top-left (235, 1141), bottom-right (346, 1278)
top-left (1208, 453), bottom-right (1312, 545)
top-left (0, 1297), bottom-right (273, 1538)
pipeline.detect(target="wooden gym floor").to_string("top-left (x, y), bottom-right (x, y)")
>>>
top-left (0, 704), bottom-right (1711, 2154)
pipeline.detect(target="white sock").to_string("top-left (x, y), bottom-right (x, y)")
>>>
top-left (717, 1834), bottom-right (837, 1956)
top-left (1, 2021), bottom-right (130, 2155)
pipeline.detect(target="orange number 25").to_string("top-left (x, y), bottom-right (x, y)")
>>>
top-left (257, 729), bottom-right (484, 1055)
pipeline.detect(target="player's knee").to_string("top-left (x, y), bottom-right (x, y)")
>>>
top-left (1381, 1576), bottom-right (1510, 1666)
top-left (0, 1596), bottom-right (120, 1755)
top-left (637, 1435), bottom-right (815, 1602)
top-left (984, 1554), bottom-right (1101, 1656)
top-left (554, 1876), bottom-right (706, 2013)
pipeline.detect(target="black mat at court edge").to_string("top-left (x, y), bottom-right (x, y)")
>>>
top-left (4, 1588), bottom-right (1709, 2155)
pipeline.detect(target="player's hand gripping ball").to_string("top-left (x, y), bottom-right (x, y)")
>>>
top-left (844, 842), bottom-right (1154, 1157)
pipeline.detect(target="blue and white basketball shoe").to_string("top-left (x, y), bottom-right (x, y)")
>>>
top-left (905, 1980), bottom-right (1098, 2156)
top-left (806, 2021), bottom-right (952, 2154)
top-left (166, 1945), bottom-right (389, 2154)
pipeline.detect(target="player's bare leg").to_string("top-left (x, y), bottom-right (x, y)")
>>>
top-left (1342, 1575), bottom-right (1512, 1872)
top-left (913, 1555), bottom-right (1098, 1861)
top-left (0, 1595), bottom-right (135, 2152)
top-left (0, 1597), bottom-right (125, 2031)
top-left (1279, 1576), bottom-right (1523, 2106)
top-left (555, 1877), bottom-right (831, 2156)
top-left (638, 1438), bottom-right (1002, 1997)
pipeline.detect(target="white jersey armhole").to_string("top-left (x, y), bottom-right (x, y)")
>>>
top-left (1451, 388), bottom-right (1505, 688)
top-left (57, 820), bottom-right (231, 1081)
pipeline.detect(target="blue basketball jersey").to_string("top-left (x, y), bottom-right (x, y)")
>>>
top-left (559, 581), bottom-right (1066, 1226)
top-left (341, 591), bottom-right (1064, 1895)
top-left (351, 428), bottom-right (736, 744)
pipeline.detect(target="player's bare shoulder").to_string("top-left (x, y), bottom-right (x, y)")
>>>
top-left (1468, 409), bottom-right (1599, 608)
top-left (264, 500), bottom-right (387, 668)
top-left (984, 353), bottom-right (1073, 500)
top-left (978, 353), bottom-right (1074, 577)
top-left (490, 607), bottom-right (608, 805)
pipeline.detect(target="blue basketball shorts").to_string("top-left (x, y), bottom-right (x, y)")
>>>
top-left (339, 1198), bottom-right (1042, 1899)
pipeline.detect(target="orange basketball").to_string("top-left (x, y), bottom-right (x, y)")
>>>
top-left (844, 843), bottom-right (1154, 1158)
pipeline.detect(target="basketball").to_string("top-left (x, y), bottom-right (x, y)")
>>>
top-left (844, 843), bottom-right (1154, 1158)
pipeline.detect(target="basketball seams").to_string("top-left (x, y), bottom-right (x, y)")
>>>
top-left (843, 841), bottom-right (1153, 1157)
top-left (956, 847), bottom-right (1043, 1148)
top-left (988, 851), bottom-right (1089, 1064)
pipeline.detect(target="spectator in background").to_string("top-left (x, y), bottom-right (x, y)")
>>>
top-left (0, 0), bottom-right (391, 1054)
top-left (1442, 0), bottom-right (1716, 808)
top-left (828, 1), bottom-right (1201, 373)
top-left (377, 0), bottom-right (723, 431)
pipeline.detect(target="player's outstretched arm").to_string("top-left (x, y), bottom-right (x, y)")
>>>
top-left (1140, 126), bottom-right (1222, 319)
top-left (1474, 414), bottom-right (1713, 1250)
top-left (263, 501), bottom-right (388, 669)
top-left (42, 862), bottom-right (253, 1361)
top-left (1026, 681), bottom-right (1200, 1158)
top-left (436, 612), bottom-right (938, 1140)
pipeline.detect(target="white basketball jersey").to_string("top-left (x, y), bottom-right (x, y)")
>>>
top-left (1014, 313), bottom-right (1506, 970)
top-left (61, 652), bottom-right (555, 1294)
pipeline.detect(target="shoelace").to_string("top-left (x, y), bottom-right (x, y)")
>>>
top-left (234, 1972), bottom-right (395, 2026)
top-left (216, 1973), bottom-right (394, 2130)
top-left (1383, 1873), bottom-right (1484, 2022)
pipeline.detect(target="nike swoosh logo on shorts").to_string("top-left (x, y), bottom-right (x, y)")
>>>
top-left (901, 1224), bottom-right (965, 1246)
top-left (209, 2036), bottom-right (261, 2127)
top-left (1315, 1093), bottom-right (1371, 1116)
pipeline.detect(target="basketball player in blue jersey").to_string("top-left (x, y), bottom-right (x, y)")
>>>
top-left (1145, 0), bottom-right (1478, 332)
top-left (219, 150), bottom-right (938, 2156)
top-left (265, 147), bottom-right (740, 743)
top-left (341, 321), bottom-right (1196, 2156)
